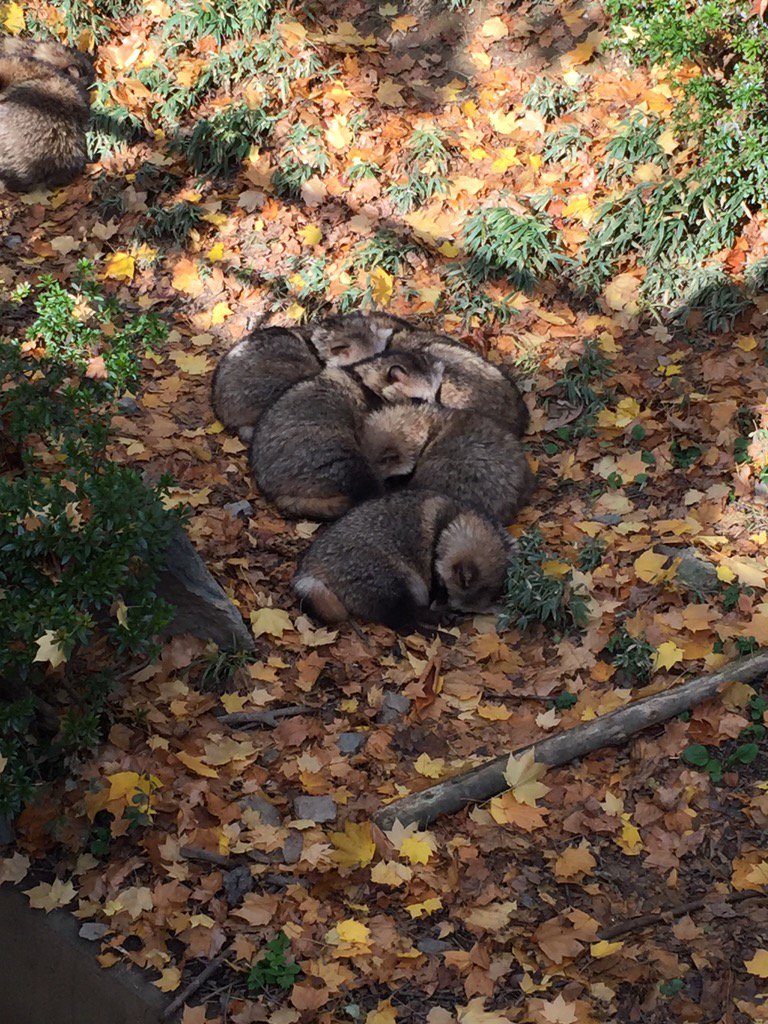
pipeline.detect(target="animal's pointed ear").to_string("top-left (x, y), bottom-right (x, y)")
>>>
top-left (387, 363), bottom-right (407, 383)
top-left (455, 559), bottom-right (478, 590)
top-left (373, 325), bottom-right (394, 347)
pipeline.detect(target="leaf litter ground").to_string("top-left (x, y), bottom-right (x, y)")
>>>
top-left (4, 0), bottom-right (768, 1022)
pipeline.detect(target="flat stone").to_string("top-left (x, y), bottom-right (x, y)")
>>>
top-left (657, 545), bottom-right (719, 595)
top-left (223, 865), bottom-right (253, 906)
top-left (378, 691), bottom-right (411, 725)
top-left (79, 922), bottom-right (109, 942)
top-left (282, 830), bottom-right (303, 864)
top-left (338, 732), bottom-right (367, 755)
top-left (117, 396), bottom-right (141, 416)
top-left (157, 526), bottom-right (253, 651)
top-left (239, 795), bottom-right (282, 827)
top-left (417, 938), bottom-right (452, 954)
top-left (224, 500), bottom-right (253, 519)
top-left (293, 795), bottom-right (337, 823)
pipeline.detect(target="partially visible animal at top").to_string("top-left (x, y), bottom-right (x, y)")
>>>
top-left (384, 325), bottom-right (530, 437)
top-left (0, 36), bottom-right (95, 86)
top-left (362, 403), bottom-right (535, 523)
top-left (293, 489), bottom-right (511, 631)
top-left (211, 312), bottom-right (416, 442)
top-left (0, 40), bottom-right (94, 192)
top-left (250, 351), bottom-right (443, 521)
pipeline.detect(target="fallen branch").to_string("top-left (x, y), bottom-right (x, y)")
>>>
top-left (218, 705), bottom-right (316, 729)
top-left (162, 948), bottom-right (230, 1020)
top-left (180, 846), bottom-right (230, 867)
top-left (374, 649), bottom-right (768, 830)
top-left (598, 889), bottom-right (763, 940)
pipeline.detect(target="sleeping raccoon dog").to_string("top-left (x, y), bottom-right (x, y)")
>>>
top-left (385, 326), bottom-right (530, 437)
top-left (362, 404), bottom-right (535, 524)
top-left (0, 38), bottom-right (95, 192)
top-left (293, 490), bottom-right (511, 630)
top-left (211, 311), bottom-right (410, 442)
top-left (250, 351), bottom-right (443, 521)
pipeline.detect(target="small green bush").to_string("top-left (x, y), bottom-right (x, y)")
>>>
top-left (0, 263), bottom-right (178, 816)
top-left (176, 104), bottom-right (275, 179)
top-left (499, 531), bottom-right (589, 634)
top-left (247, 932), bottom-right (301, 993)
top-left (463, 207), bottom-right (568, 291)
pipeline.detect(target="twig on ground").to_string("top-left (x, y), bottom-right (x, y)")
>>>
top-left (374, 649), bottom-right (768, 829)
top-left (162, 948), bottom-right (230, 1020)
top-left (598, 889), bottom-right (763, 940)
top-left (180, 846), bottom-right (230, 867)
top-left (218, 705), bottom-right (316, 729)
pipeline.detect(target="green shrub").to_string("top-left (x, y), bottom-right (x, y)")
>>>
top-left (463, 207), bottom-right (567, 291)
top-left (0, 263), bottom-right (178, 816)
top-left (387, 127), bottom-right (452, 213)
top-left (499, 531), bottom-right (589, 634)
top-left (164, 0), bottom-right (275, 44)
top-left (176, 104), bottom-right (275, 178)
top-left (272, 123), bottom-right (329, 198)
top-left (247, 932), bottom-right (301, 993)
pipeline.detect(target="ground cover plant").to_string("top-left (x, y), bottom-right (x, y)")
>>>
top-left (2, 0), bottom-right (768, 1021)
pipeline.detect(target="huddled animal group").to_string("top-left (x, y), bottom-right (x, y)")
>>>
top-left (213, 313), bottom-right (536, 631)
top-left (0, 36), bottom-right (94, 192)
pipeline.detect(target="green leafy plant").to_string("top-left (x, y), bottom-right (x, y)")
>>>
top-left (272, 123), bottom-right (330, 198)
top-left (247, 932), bottom-right (302, 993)
top-left (547, 339), bottom-right (614, 442)
top-left (164, 0), bottom-right (274, 44)
top-left (499, 531), bottom-right (589, 634)
top-left (387, 127), bottom-right (452, 213)
top-left (542, 124), bottom-right (591, 164)
top-left (176, 104), bottom-right (275, 179)
top-left (578, 537), bottom-right (606, 572)
top-left (462, 207), bottom-right (568, 291)
top-left (605, 626), bottom-right (655, 682)
top-left (523, 78), bottom-right (583, 121)
top-left (136, 201), bottom-right (203, 246)
top-left (87, 85), bottom-right (145, 161)
top-left (0, 262), bottom-right (178, 816)
top-left (598, 112), bottom-right (665, 183)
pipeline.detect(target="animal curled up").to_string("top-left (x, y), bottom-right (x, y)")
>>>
top-left (293, 490), bottom-right (511, 631)
top-left (0, 37), bottom-right (95, 192)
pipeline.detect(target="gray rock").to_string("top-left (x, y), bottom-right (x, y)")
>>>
top-left (657, 545), bottom-right (719, 595)
top-left (157, 526), bottom-right (254, 651)
top-left (293, 795), bottom-right (337, 823)
top-left (0, 815), bottom-right (15, 847)
top-left (417, 938), bottom-right (452, 954)
top-left (378, 691), bottom-right (411, 725)
top-left (117, 396), bottom-right (141, 416)
top-left (223, 865), bottom-right (253, 906)
top-left (224, 500), bottom-right (253, 519)
top-left (282, 830), bottom-right (303, 864)
top-left (338, 732), bottom-right (367, 755)
top-left (239, 795), bottom-right (282, 827)
top-left (78, 922), bottom-right (109, 942)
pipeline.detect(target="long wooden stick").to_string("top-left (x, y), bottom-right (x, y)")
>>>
top-left (162, 948), bottom-right (229, 1020)
top-left (374, 649), bottom-right (768, 831)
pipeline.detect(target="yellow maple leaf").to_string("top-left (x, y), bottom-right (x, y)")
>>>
top-left (616, 813), bottom-right (643, 856)
top-left (746, 861), bottom-right (768, 886)
top-left (103, 252), bottom-right (135, 282)
top-left (745, 950), bottom-right (768, 978)
top-left (206, 242), bottom-right (224, 261)
top-left (590, 939), bottom-right (624, 958)
top-left (3, 2), bottom-right (25, 34)
top-left (554, 845), bottom-right (596, 881)
top-left (171, 259), bottom-right (203, 296)
top-left (331, 821), bottom-right (376, 869)
top-left (400, 835), bottom-right (434, 865)
top-left (26, 878), bottom-right (76, 912)
top-left (736, 335), bottom-right (757, 352)
top-left (718, 556), bottom-right (767, 589)
top-left (541, 560), bottom-right (572, 578)
top-left (221, 692), bottom-right (247, 714)
top-left (717, 564), bottom-right (736, 583)
top-left (477, 703), bottom-right (511, 721)
top-left (370, 860), bottom-right (412, 886)
top-left (503, 749), bottom-right (549, 807)
top-left (369, 267), bottom-right (393, 305)
top-left (480, 15), bottom-right (508, 39)
top-left (391, 13), bottom-right (417, 32)
top-left (250, 607), bottom-right (293, 639)
top-left (657, 128), bottom-right (678, 154)
top-left (406, 897), bottom-right (442, 918)
top-left (414, 753), bottom-right (444, 778)
top-left (488, 109), bottom-right (517, 135)
top-left (154, 967), bottom-right (182, 992)
top-left (603, 273), bottom-right (641, 315)
top-left (561, 194), bottom-right (591, 219)
top-left (597, 396), bottom-right (642, 429)
top-left (337, 919), bottom-right (371, 944)
top-left (653, 641), bottom-right (684, 672)
top-left (300, 224), bottom-right (322, 246)
top-left (33, 631), bottom-right (67, 669)
top-left (210, 301), bottom-right (232, 326)
top-left (490, 146), bottom-right (520, 173)
top-left (285, 302), bottom-right (306, 322)
top-left (634, 549), bottom-right (670, 583)
top-left (175, 752), bottom-right (218, 778)
top-left (171, 351), bottom-right (211, 375)
top-left (366, 1000), bottom-right (397, 1024)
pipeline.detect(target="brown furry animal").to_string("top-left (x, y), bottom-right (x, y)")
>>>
top-left (212, 312), bottom-right (414, 441)
top-left (362, 403), bottom-right (535, 523)
top-left (385, 326), bottom-right (530, 437)
top-left (0, 37), bottom-right (95, 85)
top-left (250, 351), bottom-right (443, 520)
top-left (293, 490), bottom-right (510, 630)
top-left (0, 40), bottom-right (93, 191)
